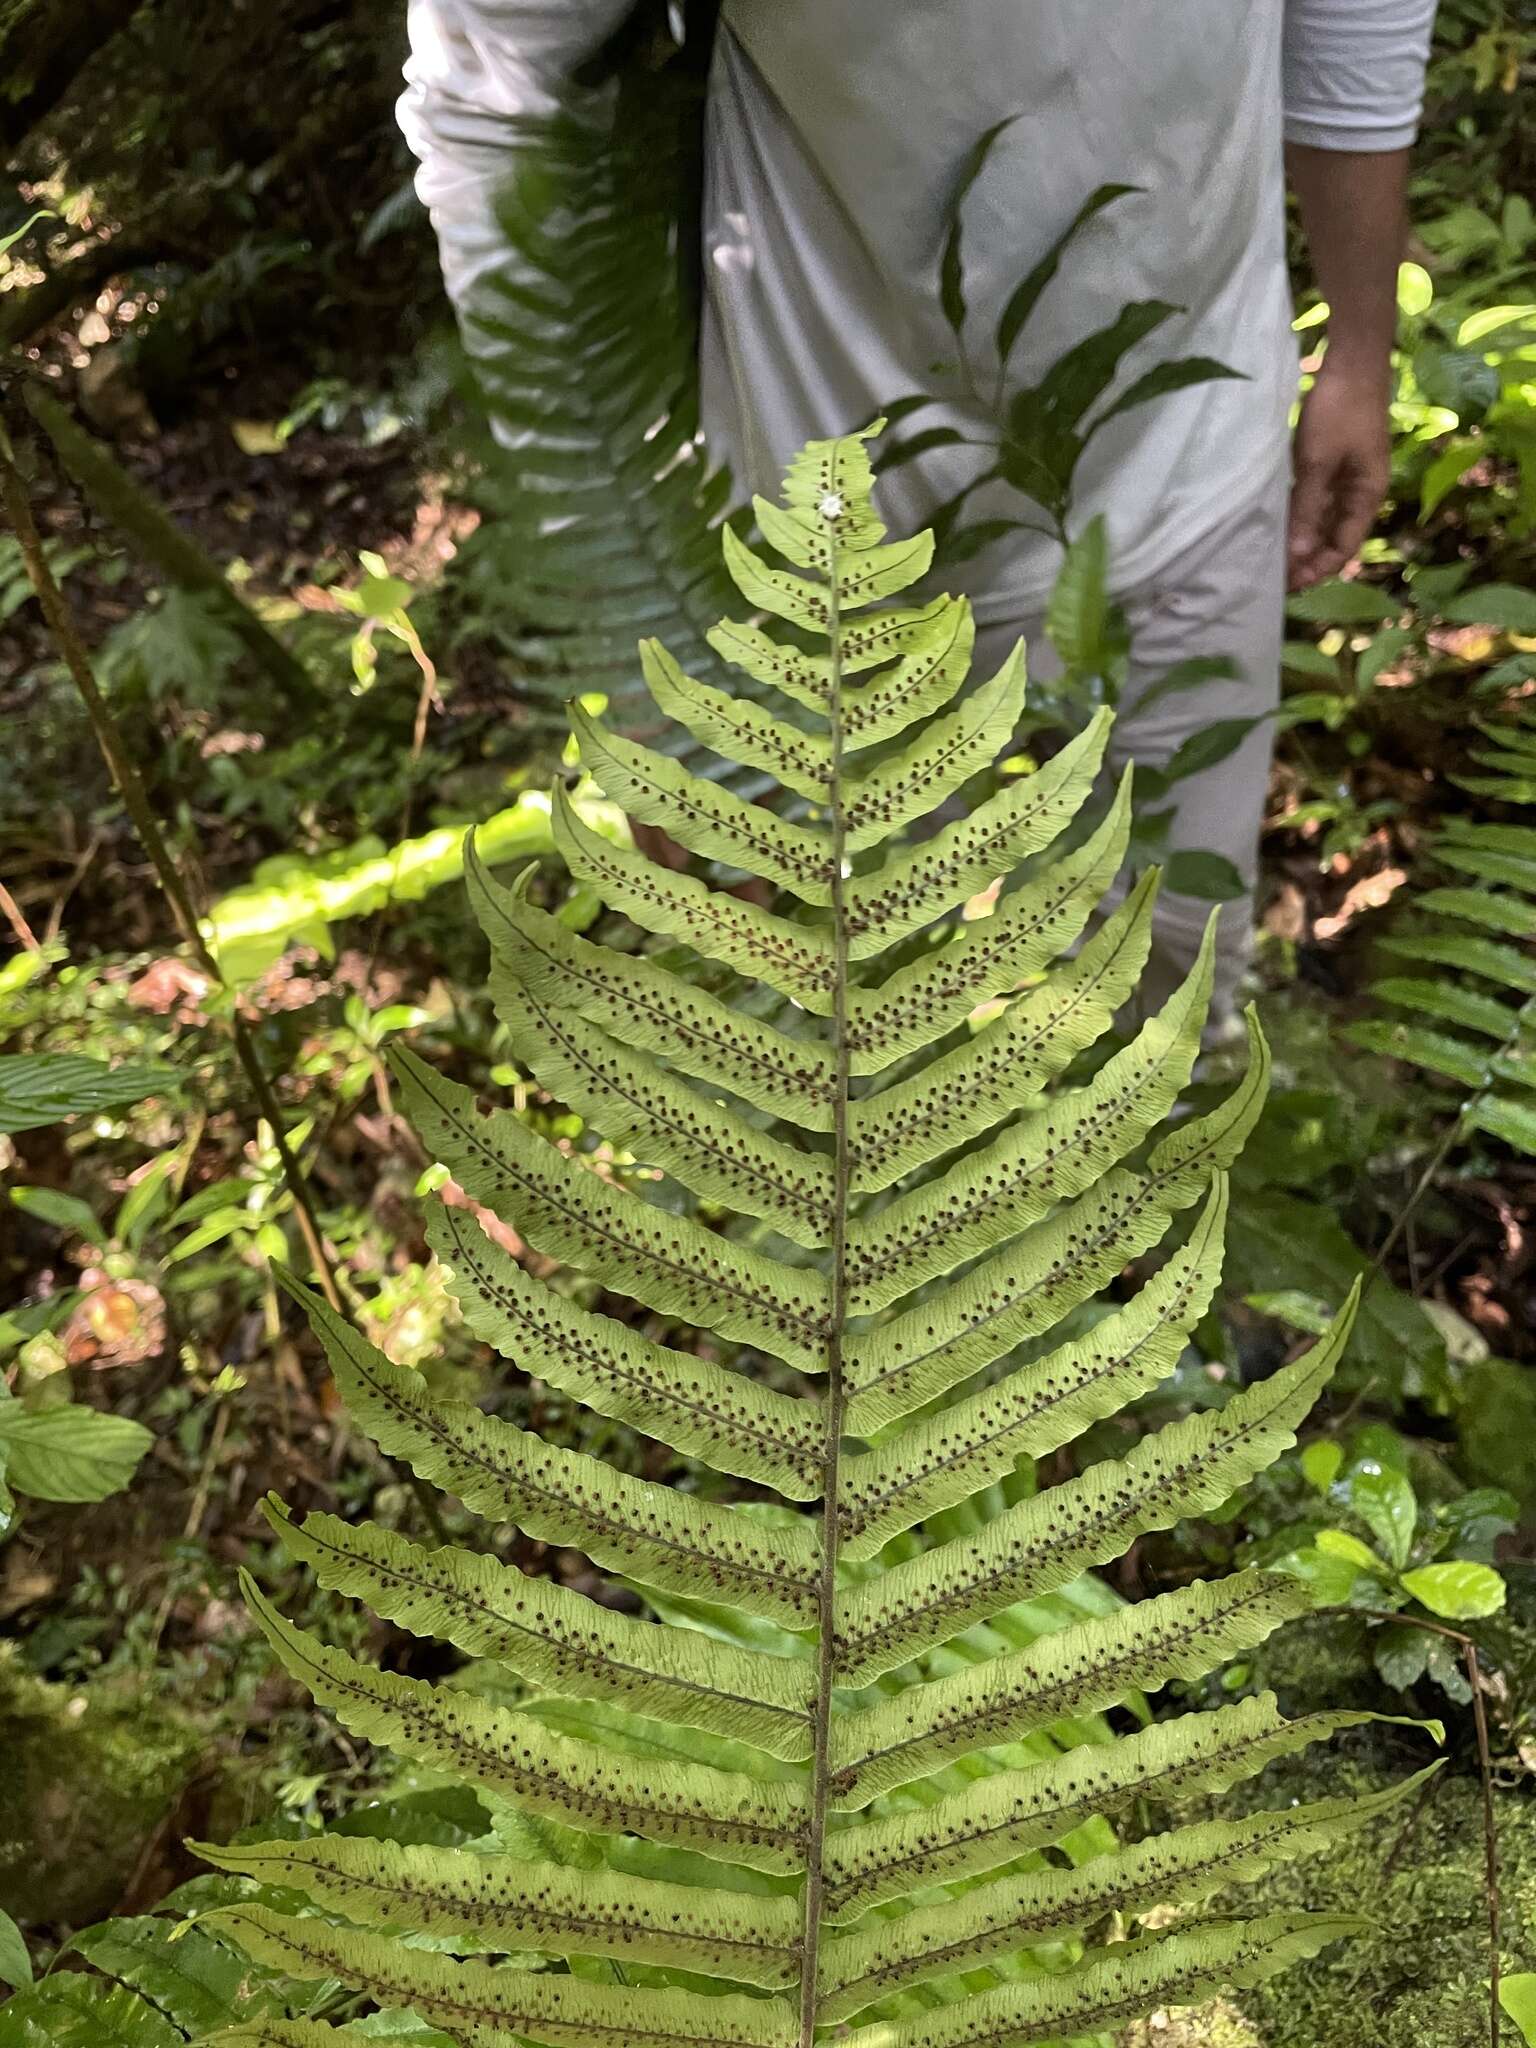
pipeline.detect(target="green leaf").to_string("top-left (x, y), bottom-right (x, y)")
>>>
top-left (1500, 1973), bottom-right (1536, 2046)
top-left (0, 1054), bottom-right (179, 1135)
top-left (1287, 581), bottom-right (1403, 625)
top-left (1419, 435), bottom-right (1482, 519)
top-left (0, 1405), bottom-right (153, 1503)
top-left (1315, 1527), bottom-right (1385, 1573)
top-left (1356, 625), bottom-right (1414, 690)
top-left (1468, 1093), bottom-right (1536, 1155)
top-left (1400, 1561), bottom-right (1507, 1620)
top-left (1301, 1440), bottom-right (1344, 1493)
top-left (7, 1185), bottom-right (106, 1243)
top-left (1276, 1545), bottom-right (1378, 1607)
top-left (1088, 353), bottom-right (1245, 432)
top-left (939, 115), bottom-right (1018, 336)
top-left (0, 1976), bottom-right (179, 2045)
top-left (1412, 344), bottom-right (1501, 420)
top-left (1046, 516), bottom-right (1110, 673)
top-left (230, 426), bottom-right (1423, 2044)
top-left (1164, 850), bottom-right (1246, 901)
top-left (1374, 1622), bottom-right (1430, 1691)
top-left (1441, 583), bottom-right (1536, 633)
top-left (1162, 717), bottom-right (1263, 785)
top-left (1135, 653), bottom-right (1241, 715)
top-left (995, 181), bottom-right (1139, 368)
top-left (1342, 1462), bottom-right (1418, 1570)
top-left (0, 1907), bottom-right (32, 1990)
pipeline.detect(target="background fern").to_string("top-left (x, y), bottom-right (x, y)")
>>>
top-left (449, 30), bottom-right (762, 789)
top-left (198, 429), bottom-right (1435, 2048)
top-left (1349, 697), bottom-right (1536, 1156)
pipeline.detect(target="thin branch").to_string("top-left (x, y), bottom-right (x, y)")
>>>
top-left (1468, 1633), bottom-right (1504, 2048)
top-left (0, 410), bottom-right (341, 1318)
top-left (0, 878), bottom-right (40, 953)
top-left (1357, 1607), bottom-right (1502, 2046)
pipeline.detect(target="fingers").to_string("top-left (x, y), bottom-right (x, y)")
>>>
top-left (1286, 458), bottom-right (1333, 591)
top-left (1330, 463), bottom-right (1388, 570)
top-left (1288, 452), bottom-right (1389, 591)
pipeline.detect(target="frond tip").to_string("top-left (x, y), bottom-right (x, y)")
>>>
top-left (225, 426), bottom-right (1433, 2048)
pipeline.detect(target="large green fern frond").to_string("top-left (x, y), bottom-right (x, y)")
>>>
top-left (206, 427), bottom-right (1434, 2048)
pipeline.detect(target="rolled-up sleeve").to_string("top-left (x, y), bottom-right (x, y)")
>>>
top-left (1283, 0), bottom-right (1439, 151)
top-left (399, 0), bottom-right (636, 318)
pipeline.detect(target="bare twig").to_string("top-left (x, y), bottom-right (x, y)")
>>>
top-left (0, 877), bottom-right (40, 952)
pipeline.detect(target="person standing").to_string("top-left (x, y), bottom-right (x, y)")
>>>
top-left (400, 0), bottom-right (1438, 1016)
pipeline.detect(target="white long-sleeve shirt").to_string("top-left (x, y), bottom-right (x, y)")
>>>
top-left (401, 0), bottom-right (1436, 609)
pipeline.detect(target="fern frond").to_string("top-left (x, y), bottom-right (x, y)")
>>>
top-left (824, 1694), bottom-right (1434, 1915)
top-left (266, 1499), bottom-right (815, 1758)
top-left (425, 1203), bottom-right (822, 1496)
top-left (197, 1835), bottom-right (803, 1987)
top-left (448, 80), bottom-right (748, 769)
top-left (203, 1907), bottom-right (800, 2048)
top-left (221, 428), bottom-right (1430, 2048)
top-left (1352, 700), bottom-right (1536, 1154)
top-left (243, 1575), bottom-right (807, 1870)
top-left (819, 1764), bottom-right (1437, 2021)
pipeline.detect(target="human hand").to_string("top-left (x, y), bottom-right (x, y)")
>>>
top-left (1287, 354), bottom-right (1393, 591)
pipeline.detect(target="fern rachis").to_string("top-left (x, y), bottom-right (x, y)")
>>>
top-left (204, 428), bottom-right (1434, 2048)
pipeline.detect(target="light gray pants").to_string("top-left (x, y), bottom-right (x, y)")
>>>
top-left (969, 467), bottom-right (1287, 1030)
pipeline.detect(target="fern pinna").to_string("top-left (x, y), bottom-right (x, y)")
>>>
top-left (201, 430), bottom-right (1434, 2048)
top-left (1348, 696), bottom-right (1536, 1157)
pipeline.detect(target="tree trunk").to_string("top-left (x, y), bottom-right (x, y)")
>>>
top-left (1, 0), bottom-right (148, 157)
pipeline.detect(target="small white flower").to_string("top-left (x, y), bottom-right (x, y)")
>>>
top-left (819, 491), bottom-right (844, 520)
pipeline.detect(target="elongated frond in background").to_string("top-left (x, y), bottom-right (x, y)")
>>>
top-left (218, 427), bottom-right (1429, 2048)
top-left (446, 66), bottom-right (757, 781)
top-left (1349, 700), bottom-right (1536, 1154)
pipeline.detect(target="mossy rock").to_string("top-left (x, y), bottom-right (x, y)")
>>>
top-left (0, 1651), bottom-right (204, 1928)
top-left (1229, 1742), bottom-right (1536, 2048)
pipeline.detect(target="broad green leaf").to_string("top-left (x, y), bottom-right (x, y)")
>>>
top-left (1161, 717), bottom-right (1263, 786)
top-left (1342, 1462), bottom-right (1418, 1570)
top-left (1501, 1973), bottom-right (1536, 2046)
top-left (1315, 1528), bottom-right (1385, 1573)
top-left (1441, 583), bottom-right (1536, 633)
top-left (236, 427), bottom-right (1413, 2044)
top-left (1165, 850), bottom-right (1246, 901)
top-left (7, 1185), bottom-right (106, 1243)
top-left (0, 1053), bottom-right (179, 1135)
top-left (0, 1908), bottom-right (31, 1990)
top-left (0, 1977), bottom-right (178, 2046)
top-left (1302, 1440), bottom-right (1344, 1493)
top-left (1046, 516), bottom-right (1110, 674)
top-left (0, 1405), bottom-right (152, 1503)
top-left (1400, 1560), bottom-right (1507, 1619)
top-left (1287, 581), bottom-right (1402, 625)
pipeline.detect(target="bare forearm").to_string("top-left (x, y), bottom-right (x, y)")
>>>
top-left (1286, 141), bottom-right (1409, 380)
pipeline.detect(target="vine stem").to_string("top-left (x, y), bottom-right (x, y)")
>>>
top-left (800, 507), bottom-right (852, 2048)
top-left (1357, 1608), bottom-right (1502, 2046)
top-left (0, 414), bottom-right (341, 1315)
